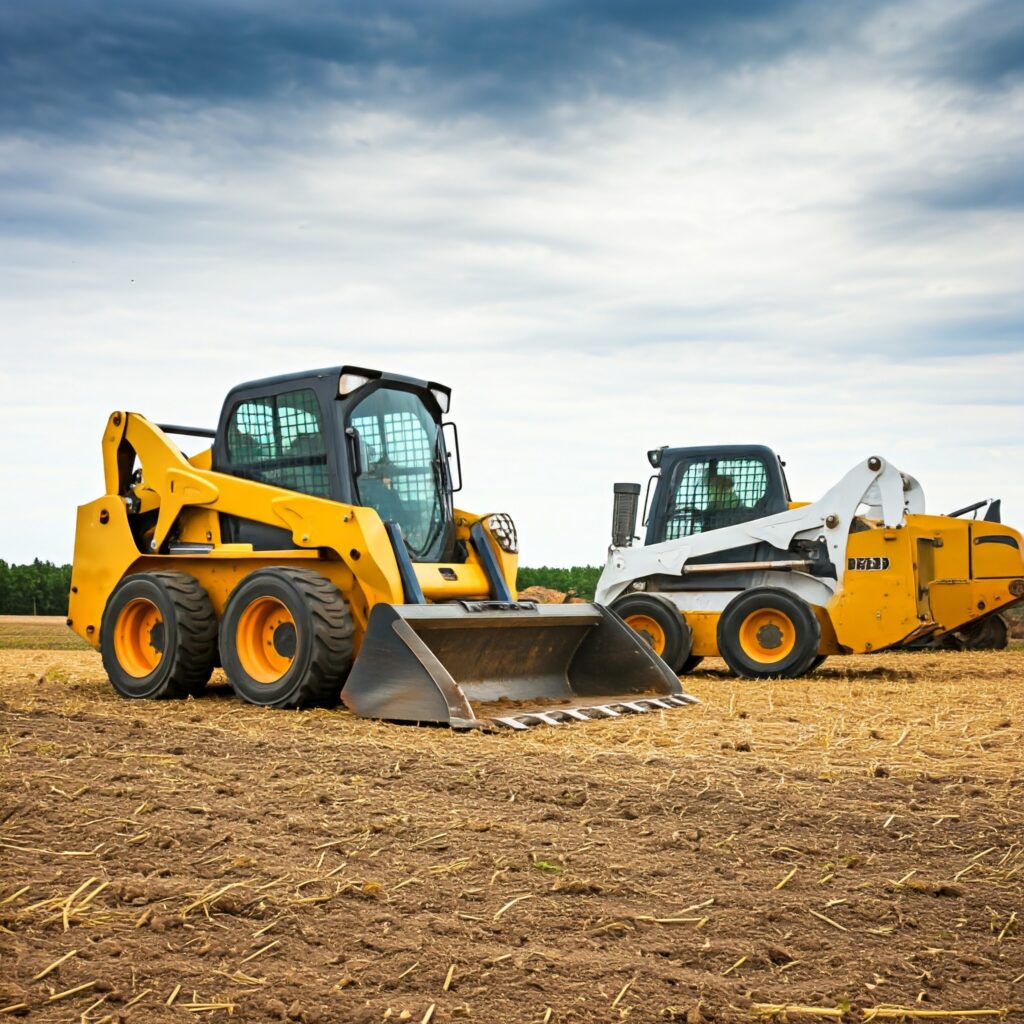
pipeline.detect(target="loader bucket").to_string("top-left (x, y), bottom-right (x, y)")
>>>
top-left (341, 601), bottom-right (697, 729)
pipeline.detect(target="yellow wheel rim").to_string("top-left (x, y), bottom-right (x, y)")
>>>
top-left (236, 597), bottom-right (297, 684)
top-left (623, 613), bottom-right (667, 656)
top-left (738, 608), bottom-right (796, 663)
top-left (114, 598), bottom-right (164, 678)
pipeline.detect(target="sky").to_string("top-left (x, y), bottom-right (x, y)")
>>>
top-left (1, 0), bottom-right (1022, 568)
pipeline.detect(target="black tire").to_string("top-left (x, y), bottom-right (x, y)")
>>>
top-left (679, 654), bottom-right (704, 674)
top-left (220, 567), bottom-right (354, 708)
top-left (956, 613), bottom-right (1009, 651)
top-left (100, 571), bottom-right (217, 699)
top-left (610, 593), bottom-right (692, 672)
top-left (807, 655), bottom-right (828, 672)
top-left (717, 588), bottom-right (821, 679)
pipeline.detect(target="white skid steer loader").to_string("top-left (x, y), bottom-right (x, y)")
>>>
top-left (596, 445), bottom-right (1024, 678)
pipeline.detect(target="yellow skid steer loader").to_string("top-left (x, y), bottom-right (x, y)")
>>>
top-left (597, 445), bottom-right (1024, 678)
top-left (69, 367), bottom-right (695, 729)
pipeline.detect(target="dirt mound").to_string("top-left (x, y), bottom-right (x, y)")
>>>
top-left (517, 586), bottom-right (586, 604)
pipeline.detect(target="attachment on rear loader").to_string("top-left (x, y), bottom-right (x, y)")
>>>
top-left (342, 600), bottom-right (695, 729)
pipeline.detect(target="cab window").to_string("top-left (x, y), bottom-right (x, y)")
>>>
top-left (349, 387), bottom-right (446, 559)
top-left (226, 389), bottom-right (330, 497)
top-left (665, 457), bottom-right (768, 539)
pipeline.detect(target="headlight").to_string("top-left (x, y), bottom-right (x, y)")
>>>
top-left (485, 513), bottom-right (518, 554)
top-left (339, 372), bottom-right (372, 395)
top-left (429, 386), bottom-right (451, 414)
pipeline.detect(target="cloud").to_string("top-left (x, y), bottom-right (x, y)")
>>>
top-left (925, 0), bottom-right (1024, 88)
top-left (0, 0), bottom-right (1021, 567)
top-left (1, 0), bottom-right (883, 136)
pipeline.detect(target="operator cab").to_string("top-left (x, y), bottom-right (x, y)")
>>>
top-left (212, 366), bottom-right (458, 562)
top-left (603, 444), bottom-right (804, 589)
top-left (645, 444), bottom-right (791, 545)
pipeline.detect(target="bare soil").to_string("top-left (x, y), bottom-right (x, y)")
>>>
top-left (1, 630), bottom-right (1022, 1023)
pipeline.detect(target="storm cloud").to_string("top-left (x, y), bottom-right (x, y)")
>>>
top-left (1, 0), bottom-right (1022, 565)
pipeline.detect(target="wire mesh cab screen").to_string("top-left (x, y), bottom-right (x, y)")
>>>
top-left (350, 388), bottom-right (445, 559)
top-left (225, 389), bottom-right (330, 497)
top-left (664, 456), bottom-right (769, 539)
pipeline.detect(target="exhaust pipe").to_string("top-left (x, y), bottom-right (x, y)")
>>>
top-left (612, 483), bottom-right (641, 548)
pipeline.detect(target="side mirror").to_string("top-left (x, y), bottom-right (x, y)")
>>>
top-left (612, 483), bottom-right (641, 547)
top-left (442, 421), bottom-right (463, 492)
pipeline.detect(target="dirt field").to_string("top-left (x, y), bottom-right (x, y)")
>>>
top-left (0, 617), bottom-right (89, 651)
top-left (1, 622), bottom-right (1022, 1023)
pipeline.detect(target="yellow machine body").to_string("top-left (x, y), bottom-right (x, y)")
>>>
top-left (68, 413), bottom-right (510, 645)
top-left (672, 514), bottom-right (1024, 660)
top-left (72, 375), bottom-right (692, 729)
top-left (826, 514), bottom-right (1023, 655)
top-left (671, 516), bottom-right (1024, 659)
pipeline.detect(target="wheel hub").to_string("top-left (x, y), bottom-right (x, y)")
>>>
top-left (755, 622), bottom-right (783, 650)
top-left (272, 622), bottom-right (297, 658)
top-left (622, 613), bottom-right (666, 656)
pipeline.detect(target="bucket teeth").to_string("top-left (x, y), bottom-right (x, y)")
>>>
top-left (532, 712), bottom-right (564, 726)
top-left (493, 716), bottom-right (530, 730)
top-left (490, 696), bottom-right (698, 730)
top-left (621, 701), bottom-right (651, 713)
top-left (561, 709), bottom-right (591, 721)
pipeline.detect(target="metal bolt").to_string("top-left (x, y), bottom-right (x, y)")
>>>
top-left (1010, 579), bottom-right (1024, 597)
top-left (825, 514), bottom-right (839, 529)
top-left (868, 456), bottom-right (882, 471)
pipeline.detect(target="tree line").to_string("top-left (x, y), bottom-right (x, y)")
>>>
top-left (0, 561), bottom-right (73, 615)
